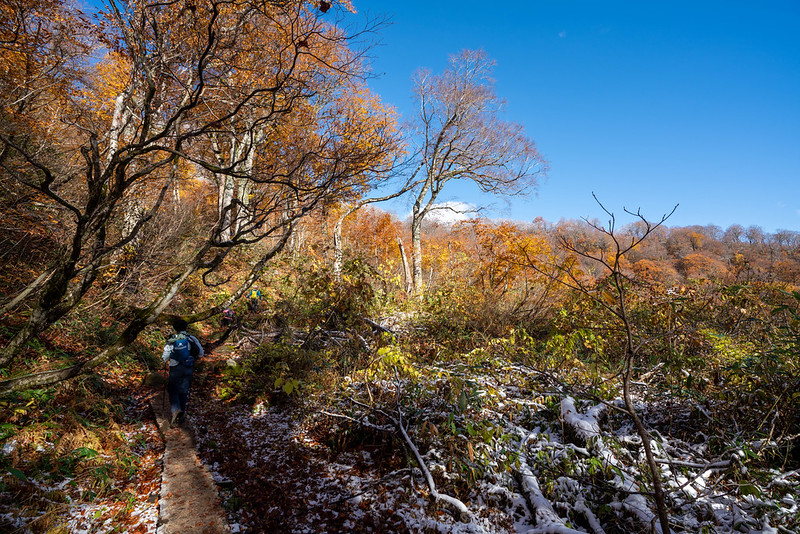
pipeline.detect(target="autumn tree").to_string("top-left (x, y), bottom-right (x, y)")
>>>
top-left (326, 87), bottom-right (412, 277)
top-left (722, 224), bottom-right (745, 247)
top-left (406, 49), bottom-right (547, 296)
top-left (335, 206), bottom-right (405, 280)
top-left (631, 258), bottom-right (679, 285)
top-left (678, 252), bottom-right (729, 280)
top-left (0, 0), bottom-right (90, 137)
top-left (0, 0), bottom-right (400, 392)
top-left (450, 219), bottom-right (559, 331)
top-left (523, 198), bottom-right (677, 534)
top-left (0, 0), bottom-right (93, 309)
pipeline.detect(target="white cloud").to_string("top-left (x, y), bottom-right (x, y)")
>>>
top-left (412, 201), bottom-right (477, 225)
top-left (558, 31), bottom-right (567, 38)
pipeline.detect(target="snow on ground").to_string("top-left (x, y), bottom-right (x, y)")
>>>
top-left (286, 357), bottom-right (796, 534)
top-left (0, 390), bottom-right (163, 533)
top-left (121, 356), bottom-right (800, 533)
top-left (6, 348), bottom-right (796, 533)
top-left (192, 398), bottom-right (521, 533)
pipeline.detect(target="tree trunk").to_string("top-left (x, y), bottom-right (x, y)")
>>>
top-left (235, 171), bottom-right (252, 234)
top-left (623, 352), bottom-right (671, 534)
top-left (233, 129), bottom-right (262, 235)
top-left (411, 217), bottom-right (423, 297)
top-left (122, 185), bottom-right (145, 253)
top-left (0, 268), bottom-right (54, 317)
top-left (0, 310), bottom-right (46, 367)
top-left (105, 88), bottom-right (134, 167)
top-left (171, 159), bottom-right (181, 205)
top-left (0, 245), bottom-right (81, 367)
top-left (397, 236), bottom-right (412, 295)
top-left (218, 173), bottom-right (236, 241)
top-left (0, 267), bottom-right (95, 367)
top-left (210, 135), bottom-right (238, 242)
top-left (333, 217), bottom-right (345, 278)
top-left (333, 204), bottom-right (361, 278)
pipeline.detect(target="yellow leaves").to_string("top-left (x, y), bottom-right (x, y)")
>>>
top-left (443, 218), bottom-right (553, 292)
top-left (601, 291), bottom-right (617, 307)
top-left (84, 52), bottom-right (133, 122)
top-left (323, 83), bottom-right (404, 183)
top-left (274, 376), bottom-right (301, 395)
top-left (679, 253), bottom-right (729, 280)
top-left (1, 0), bottom-right (91, 139)
top-left (366, 345), bottom-right (418, 380)
top-left (688, 231), bottom-right (705, 250)
top-left (342, 206), bottom-right (405, 268)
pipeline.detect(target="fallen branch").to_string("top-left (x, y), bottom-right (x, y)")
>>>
top-left (396, 409), bottom-right (474, 523)
top-left (573, 498), bottom-right (606, 534)
top-left (363, 317), bottom-right (396, 337)
top-left (345, 396), bottom-right (475, 523)
top-left (767, 469), bottom-right (799, 489)
top-left (321, 410), bottom-right (393, 433)
top-left (654, 459), bottom-right (731, 470)
top-left (560, 397), bottom-right (664, 534)
top-left (329, 469), bottom-right (411, 505)
top-left (516, 432), bottom-right (586, 534)
top-left (637, 362), bottom-right (665, 383)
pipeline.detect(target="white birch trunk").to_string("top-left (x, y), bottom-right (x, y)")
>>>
top-left (411, 215), bottom-right (423, 297)
top-left (397, 236), bottom-right (412, 295)
top-left (234, 143), bottom-right (256, 235)
top-left (219, 174), bottom-right (236, 241)
top-left (105, 89), bottom-right (133, 167)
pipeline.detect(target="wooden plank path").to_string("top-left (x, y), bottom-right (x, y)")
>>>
top-left (151, 391), bottom-right (230, 534)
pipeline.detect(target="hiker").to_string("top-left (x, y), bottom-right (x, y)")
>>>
top-left (247, 286), bottom-right (262, 312)
top-left (221, 307), bottom-right (237, 328)
top-left (162, 318), bottom-right (204, 427)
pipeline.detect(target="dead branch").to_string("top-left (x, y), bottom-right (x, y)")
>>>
top-left (345, 396), bottom-right (474, 523)
top-left (516, 432), bottom-right (585, 534)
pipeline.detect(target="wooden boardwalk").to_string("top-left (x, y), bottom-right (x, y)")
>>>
top-left (151, 391), bottom-right (230, 534)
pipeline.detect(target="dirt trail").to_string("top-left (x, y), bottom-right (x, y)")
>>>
top-left (150, 390), bottom-right (230, 534)
top-left (149, 336), bottom-right (406, 532)
top-left (186, 344), bottom-right (411, 533)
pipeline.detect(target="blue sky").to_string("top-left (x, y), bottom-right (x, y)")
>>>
top-left (350, 1), bottom-right (800, 233)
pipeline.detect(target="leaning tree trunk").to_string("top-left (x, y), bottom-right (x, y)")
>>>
top-left (622, 350), bottom-right (671, 534)
top-left (615, 270), bottom-right (671, 534)
top-left (397, 236), bottom-right (413, 295)
top-left (0, 255), bottom-right (201, 394)
top-left (0, 232), bottom-right (93, 367)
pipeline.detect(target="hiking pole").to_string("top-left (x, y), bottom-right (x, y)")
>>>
top-left (162, 361), bottom-right (169, 416)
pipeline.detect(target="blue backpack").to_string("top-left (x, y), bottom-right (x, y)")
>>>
top-left (171, 333), bottom-right (198, 367)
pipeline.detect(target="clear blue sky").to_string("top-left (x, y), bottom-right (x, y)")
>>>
top-left (351, 1), bottom-right (800, 233)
